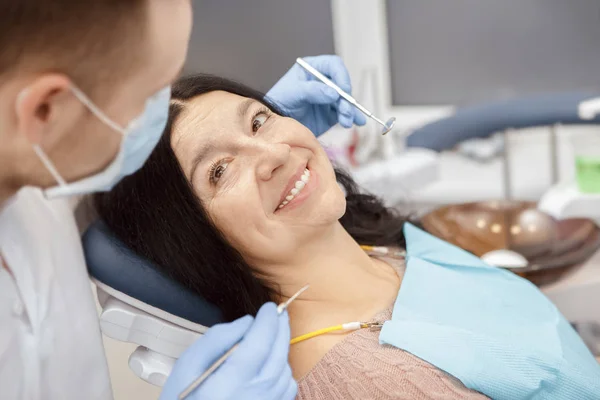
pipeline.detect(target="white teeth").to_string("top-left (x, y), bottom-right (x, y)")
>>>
top-left (277, 167), bottom-right (311, 210)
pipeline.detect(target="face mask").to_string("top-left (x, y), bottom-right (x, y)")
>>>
top-left (31, 84), bottom-right (171, 199)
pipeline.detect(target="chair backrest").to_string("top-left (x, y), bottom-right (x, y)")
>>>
top-left (82, 220), bottom-right (224, 327)
top-left (406, 92), bottom-right (600, 151)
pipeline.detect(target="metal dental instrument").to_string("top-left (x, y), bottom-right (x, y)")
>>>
top-left (295, 57), bottom-right (396, 135)
top-left (179, 284), bottom-right (310, 399)
top-left (277, 284), bottom-right (310, 313)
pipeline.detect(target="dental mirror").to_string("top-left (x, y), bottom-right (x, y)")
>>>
top-left (375, 117), bottom-right (396, 135)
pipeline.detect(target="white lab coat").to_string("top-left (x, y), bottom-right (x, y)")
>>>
top-left (0, 187), bottom-right (112, 399)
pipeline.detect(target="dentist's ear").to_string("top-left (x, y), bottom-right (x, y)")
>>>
top-left (15, 74), bottom-right (80, 145)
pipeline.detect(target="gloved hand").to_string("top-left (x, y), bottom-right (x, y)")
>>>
top-left (159, 302), bottom-right (297, 400)
top-left (266, 55), bottom-right (367, 136)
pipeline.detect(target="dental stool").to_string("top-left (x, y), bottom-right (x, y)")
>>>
top-left (82, 220), bottom-right (224, 386)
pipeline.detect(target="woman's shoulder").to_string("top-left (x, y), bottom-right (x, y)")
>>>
top-left (296, 317), bottom-right (489, 400)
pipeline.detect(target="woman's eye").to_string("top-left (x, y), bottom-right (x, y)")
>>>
top-left (210, 161), bottom-right (229, 184)
top-left (252, 112), bottom-right (269, 133)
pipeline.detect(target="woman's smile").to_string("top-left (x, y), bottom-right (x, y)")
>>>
top-left (275, 165), bottom-right (318, 213)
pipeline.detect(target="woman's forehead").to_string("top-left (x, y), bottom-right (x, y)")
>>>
top-left (180, 91), bottom-right (246, 127)
top-left (171, 91), bottom-right (246, 144)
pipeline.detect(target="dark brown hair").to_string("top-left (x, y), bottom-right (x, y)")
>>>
top-left (95, 74), bottom-right (409, 321)
top-left (0, 1), bottom-right (147, 94)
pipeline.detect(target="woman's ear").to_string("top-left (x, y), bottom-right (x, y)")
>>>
top-left (15, 74), bottom-right (76, 145)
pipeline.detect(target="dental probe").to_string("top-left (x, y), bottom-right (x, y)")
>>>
top-left (295, 57), bottom-right (396, 135)
top-left (179, 284), bottom-right (310, 400)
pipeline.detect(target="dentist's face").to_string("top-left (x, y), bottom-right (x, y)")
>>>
top-left (170, 91), bottom-right (346, 265)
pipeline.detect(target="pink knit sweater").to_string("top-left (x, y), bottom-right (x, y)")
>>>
top-left (296, 307), bottom-right (489, 399)
top-left (296, 258), bottom-right (489, 400)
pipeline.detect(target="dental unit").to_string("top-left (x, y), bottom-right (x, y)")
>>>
top-left (537, 95), bottom-right (600, 225)
top-left (406, 91), bottom-right (600, 356)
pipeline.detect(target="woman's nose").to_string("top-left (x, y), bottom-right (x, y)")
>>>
top-left (255, 142), bottom-right (291, 181)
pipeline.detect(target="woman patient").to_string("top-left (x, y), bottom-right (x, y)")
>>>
top-left (94, 75), bottom-right (488, 399)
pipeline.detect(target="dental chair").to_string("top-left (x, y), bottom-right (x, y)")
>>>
top-left (84, 93), bottom-right (600, 384)
top-left (83, 220), bottom-right (225, 386)
top-left (84, 210), bottom-right (600, 389)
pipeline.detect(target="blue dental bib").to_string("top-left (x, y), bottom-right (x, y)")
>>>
top-left (380, 224), bottom-right (600, 399)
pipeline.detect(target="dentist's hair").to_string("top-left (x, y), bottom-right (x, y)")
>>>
top-left (95, 75), bottom-right (409, 322)
top-left (0, 1), bottom-right (146, 93)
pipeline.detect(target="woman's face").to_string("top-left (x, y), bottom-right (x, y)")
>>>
top-left (170, 91), bottom-right (346, 265)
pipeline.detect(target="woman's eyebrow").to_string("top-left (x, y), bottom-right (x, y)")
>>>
top-left (237, 98), bottom-right (256, 119)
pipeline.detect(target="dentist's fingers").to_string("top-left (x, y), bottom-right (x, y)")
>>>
top-left (209, 303), bottom-right (280, 388)
top-left (159, 315), bottom-right (254, 399)
top-left (281, 378), bottom-right (299, 400)
top-left (257, 310), bottom-right (291, 378)
top-left (337, 99), bottom-right (355, 128)
top-left (303, 55), bottom-right (352, 95)
top-left (257, 363), bottom-right (295, 400)
top-left (301, 56), bottom-right (365, 129)
top-left (297, 81), bottom-right (339, 106)
top-left (353, 108), bottom-right (367, 126)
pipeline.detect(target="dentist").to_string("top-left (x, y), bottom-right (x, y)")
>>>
top-left (0, 1), bottom-right (365, 399)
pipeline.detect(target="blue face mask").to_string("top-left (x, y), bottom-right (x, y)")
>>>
top-left (380, 223), bottom-right (600, 400)
top-left (32, 84), bottom-right (171, 198)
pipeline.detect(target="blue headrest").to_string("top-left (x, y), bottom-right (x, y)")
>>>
top-left (406, 92), bottom-right (600, 152)
top-left (82, 220), bottom-right (224, 327)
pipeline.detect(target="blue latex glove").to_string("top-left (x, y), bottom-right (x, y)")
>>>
top-left (266, 55), bottom-right (367, 136)
top-left (160, 303), bottom-right (296, 400)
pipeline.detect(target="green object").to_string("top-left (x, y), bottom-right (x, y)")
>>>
top-left (576, 156), bottom-right (600, 193)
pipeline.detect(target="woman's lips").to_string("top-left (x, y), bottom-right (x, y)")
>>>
top-left (277, 164), bottom-right (308, 208)
top-left (275, 166), bottom-right (317, 213)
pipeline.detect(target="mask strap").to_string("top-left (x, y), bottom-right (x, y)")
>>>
top-left (32, 144), bottom-right (67, 186)
top-left (70, 85), bottom-right (126, 135)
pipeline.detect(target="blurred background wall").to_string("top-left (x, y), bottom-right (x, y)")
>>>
top-left (386, 0), bottom-right (600, 106)
top-left (184, 0), bottom-right (335, 92)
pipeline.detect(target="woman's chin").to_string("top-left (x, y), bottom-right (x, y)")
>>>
top-left (331, 188), bottom-right (348, 219)
top-left (309, 199), bottom-right (347, 228)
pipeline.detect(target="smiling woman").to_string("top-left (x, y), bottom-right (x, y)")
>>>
top-left (96, 74), bottom-right (411, 320)
top-left (94, 74), bottom-right (488, 399)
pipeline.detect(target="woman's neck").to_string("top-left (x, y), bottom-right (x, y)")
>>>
top-left (274, 222), bottom-right (401, 332)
